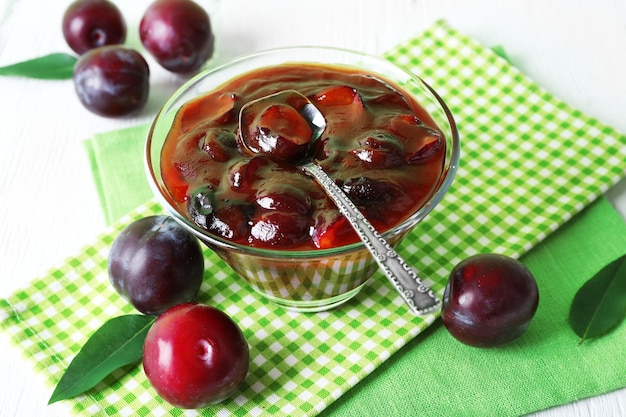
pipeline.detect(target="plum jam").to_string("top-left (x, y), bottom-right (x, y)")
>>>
top-left (161, 63), bottom-right (446, 251)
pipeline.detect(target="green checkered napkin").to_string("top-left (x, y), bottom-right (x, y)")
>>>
top-left (3, 19), bottom-right (626, 416)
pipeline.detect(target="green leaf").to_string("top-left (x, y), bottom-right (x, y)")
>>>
top-left (490, 45), bottom-right (513, 64)
top-left (48, 314), bottom-right (155, 404)
top-left (569, 254), bottom-right (626, 344)
top-left (0, 53), bottom-right (77, 80)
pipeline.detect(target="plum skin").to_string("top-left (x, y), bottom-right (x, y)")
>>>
top-left (62, 0), bottom-right (126, 55)
top-left (108, 216), bottom-right (204, 316)
top-left (139, 0), bottom-right (215, 73)
top-left (73, 45), bottom-right (150, 117)
top-left (143, 303), bottom-right (249, 408)
top-left (441, 253), bottom-right (539, 348)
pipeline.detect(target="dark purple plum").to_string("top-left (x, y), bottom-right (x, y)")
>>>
top-left (442, 253), bottom-right (539, 348)
top-left (108, 216), bottom-right (204, 316)
top-left (62, 0), bottom-right (126, 55)
top-left (73, 45), bottom-right (150, 117)
top-left (139, 0), bottom-right (214, 73)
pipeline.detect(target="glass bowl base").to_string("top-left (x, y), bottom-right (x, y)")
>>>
top-left (250, 281), bottom-right (369, 313)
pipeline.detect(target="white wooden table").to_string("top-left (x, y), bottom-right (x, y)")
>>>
top-left (1, 1), bottom-right (626, 416)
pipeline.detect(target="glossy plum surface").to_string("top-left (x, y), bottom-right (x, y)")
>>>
top-left (62, 0), bottom-right (126, 55)
top-left (442, 253), bottom-right (539, 348)
top-left (139, 0), bottom-right (214, 73)
top-left (108, 216), bottom-right (204, 315)
top-left (73, 45), bottom-right (150, 117)
top-left (143, 303), bottom-right (249, 408)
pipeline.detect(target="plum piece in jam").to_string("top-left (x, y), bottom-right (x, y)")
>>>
top-left (254, 182), bottom-right (312, 215)
top-left (314, 85), bottom-right (364, 107)
top-left (350, 131), bottom-right (405, 169)
top-left (187, 186), bottom-right (216, 229)
top-left (198, 129), bottom-right (237, 162)
top-left (387, 114), bottom-right (445, 165)
top-left (311, 214), bottom-right (357, 249)
top-left (249, 211), bottom-right (311, 248)
top-left (228, 157), bottom-right (268, 191)
top-left (340, 177), bottom-right (401, 205)
top-left (238, 90), bottom-right (318, 162)
top-left (188, 188), bottom-right (251, 243)
top-left (181, 93), bottom-right (237, 133)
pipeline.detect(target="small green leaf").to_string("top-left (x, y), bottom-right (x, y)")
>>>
top-left (569, 254), bottom-right (626, 344)
top-left (490, 45), bottom-right (512, 64)
top-left (48, 314), bottom-right (155, 404)
top-left (0, 53), bottom-right (77, 80)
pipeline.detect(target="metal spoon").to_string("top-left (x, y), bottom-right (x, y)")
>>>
top-left (239, 90), bottom-right (441, 315)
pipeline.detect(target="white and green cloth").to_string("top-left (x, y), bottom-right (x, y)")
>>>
top-left (3, 20), bottom-right (626, 417)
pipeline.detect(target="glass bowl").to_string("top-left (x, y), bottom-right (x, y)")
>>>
top-left (145, 46), bottom-right (460, 312)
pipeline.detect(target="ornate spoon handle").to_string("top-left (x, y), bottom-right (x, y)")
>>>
top-left (303, 163), bottom-right (441, 316)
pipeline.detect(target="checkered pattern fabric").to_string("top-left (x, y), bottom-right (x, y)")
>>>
top-left (2, 20), bottom-right (626, 416)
